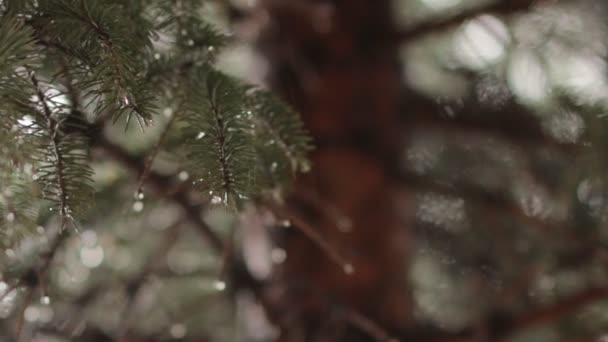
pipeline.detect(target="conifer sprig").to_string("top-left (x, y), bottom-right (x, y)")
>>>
top-left (30, 74), bottom-right (94, 229)
top-left (0, 16), bottom-right (39, 171)
top-left (183, 66), bottom-right (257, 207)
top-left (156, 0), bottom-right (228, 52)
top-left (0, 0), bottom-right (314, 234)
top-left (0, 180), bottom-right (37, 249)
top-left (248, 90), bottom-right (313, 186)
top-left (35, 0), bottom-right (156, 127)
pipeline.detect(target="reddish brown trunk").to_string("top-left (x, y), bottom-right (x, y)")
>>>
top-left (253, 1), bottom-right (412, 339)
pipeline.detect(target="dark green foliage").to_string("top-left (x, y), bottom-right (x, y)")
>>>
top-left (0, 0), bottom-right (312, 243)
top-left (0, 16), bottom-right (39, 171)
top-left (0, 16), bottom-right (41, 240)
top-left (181, 67), bottom-right (313, 206)
top-left (0, 181), bottom-right (37, 249)
top-left (3, 0), bottom-right (608, 341)
top-left (0, 1), bottom-right (312, 340)
top-left (154, 0), bottom-right (228, 52)
top-left (0, 2), bottom-right (313, 336)
top-left (28, 76), bottom-right (95, 227)
top-left (248, 90), bottom-right (313, 187)
top-left (33, 0), bottom-right (157, 126)
top-left (182, 66), bottom-right (257, 207)
top-left (0, 16), bottom-right (37, 98)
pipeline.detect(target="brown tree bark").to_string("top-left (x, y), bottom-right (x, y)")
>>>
top-left (250, 1), bottom-right (412, 340)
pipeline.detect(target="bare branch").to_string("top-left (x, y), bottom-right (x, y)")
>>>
top-left (338, 308), bottom-right (399, 342)
top-left (394, 0), bottom-right (542, 43)
top-left (504, 287), bottom-right (608, 339)
top-left (262, 199), bottom-right (354, 275)
top-left (14, 287), bottom-right (34, 342)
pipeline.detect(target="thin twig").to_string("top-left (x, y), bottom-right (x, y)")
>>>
top-left (14, 287), bottom-right (34, 342)
top-left (0, 282), bottom-right (21, 302)
top-left (31, 74), bottom-right (70, 230)
top-left (215, 225), bottom-right (235, 291)
top-left (429, 287), bottom-right (608, 342)
top-left (504, 287), bottom-right (608, 338)
top-left (338, 308), bottom-right (399, 342)
top-left (399, 96), bottom-right (581, 157)
top-left (136, 111), bottom-right (179, 196)
top-left (394, 0), bottom-right (542, 43)
top-left (295, 188), bottom-right (353, 233)
top-left (263, 200), bottom-right (353, 274)
top-left (92, 132), bottom-right (224, 253)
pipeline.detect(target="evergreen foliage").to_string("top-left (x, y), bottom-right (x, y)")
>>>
top-left (0, 1), bottom-right (312, 336)
top-left (33, 0), bottom-right (157, 126)
top-left (248, 90), bottom-right (313, 186)
top-left (0, 16), bottom-right (38, 172)
top-left (0, 0), bottom-right (311, 247)
top-left (29, 74), bottom-right (95, 227)
top-left (182, 66), bottom-right (257, 207)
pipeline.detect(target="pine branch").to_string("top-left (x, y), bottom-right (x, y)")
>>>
top-left (156, 0), bottom-right (228, 52)
top-left (30, 74), bottom-right (94, 229)
top-left (0, 17), bottom-right (55, 249)
top-left (144, 0), bottom-right (227, 90)
top-left (35, 0), bottom-right (157, 126)
top-left (183, 67), bottom-right (257, 207)
top-left (0, 181), bottom-right (38, 249)
top-left (248, 90), bottom-right (313, 186)
top-left (32, 74), bottom-right (69, 228)
top-left (0, 15), bottom-right (40, 170)
top-left (0, 16), bottom-right (38, 93)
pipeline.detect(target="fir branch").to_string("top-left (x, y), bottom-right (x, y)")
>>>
top-left (0, 181), bottom-right (38, 249)
top-left (248, 90), bottom-right (313, 186)
top-left (35, 0), bottom-right (157, 126)
top-left (0, 16), bottom-right (38, 88)
top-left (156, 0), bottom-right (228, 52)
top-left (0, 15), bottom-right (39, 167)
top-left (183, 67), bottom-right (257, 207)
top-left (30, 74), bottom-right (94, 229)
top-left (143, 0), bottom-right (227, 92)
top-left (33, 75), bottom-right (69, 227)
top-left (0, 16), bottom-right (41, 249)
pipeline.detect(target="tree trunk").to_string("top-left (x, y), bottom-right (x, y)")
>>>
top-left (252, 1), bottom-right (412, 340)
